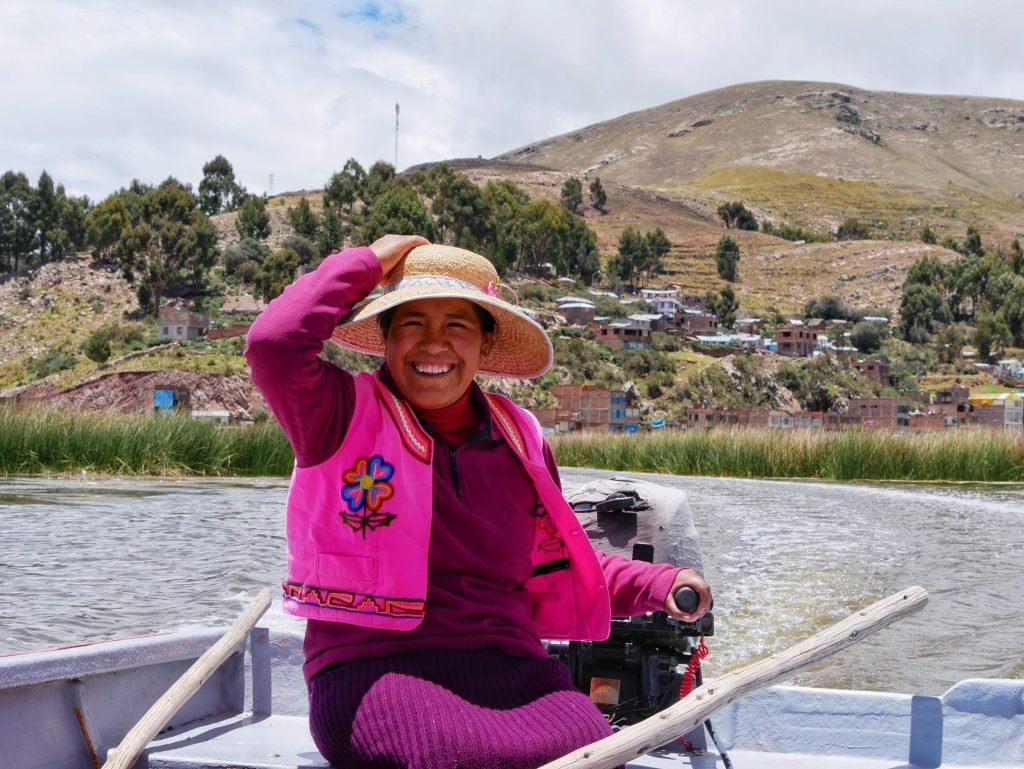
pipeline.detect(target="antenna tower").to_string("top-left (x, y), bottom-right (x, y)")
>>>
top-left (395, 102), bottom-right (400, 169)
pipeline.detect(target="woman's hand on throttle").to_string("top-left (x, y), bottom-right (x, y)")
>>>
top-left (369, 234), bottom-right (430, 279)
top-left (663, 568), bottom-right (712, 623)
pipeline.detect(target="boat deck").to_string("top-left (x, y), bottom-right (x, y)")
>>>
top-left (139, 705), bottom-right (1012, 769)
top-left (4, 627), bottom-right (1022, 769)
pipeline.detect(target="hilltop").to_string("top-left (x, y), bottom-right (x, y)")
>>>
top-left (495, 80), bottom-right (1024, 242)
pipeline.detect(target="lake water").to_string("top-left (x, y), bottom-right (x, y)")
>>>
top-left (2, 470), bottom-right (1022, 695)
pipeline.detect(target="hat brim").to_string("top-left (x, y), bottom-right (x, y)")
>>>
top-left (331, 285), bottom-right (553, 380)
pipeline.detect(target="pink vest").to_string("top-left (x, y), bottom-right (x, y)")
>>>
top-left (281, 372), bottom-right (612, 640)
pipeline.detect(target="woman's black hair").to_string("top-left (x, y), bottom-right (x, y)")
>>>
top-left (378, 302), bottom-right (496, 337)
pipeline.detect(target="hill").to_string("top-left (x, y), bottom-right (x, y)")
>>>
top-left (495, 80), bottom-right (1024, 243)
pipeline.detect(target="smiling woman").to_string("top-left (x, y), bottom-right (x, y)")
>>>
top-left (244, 236), bottom-right (712, 769)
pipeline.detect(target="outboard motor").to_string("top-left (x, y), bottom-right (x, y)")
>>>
top-left (548, 478), bottom-right (715, 732)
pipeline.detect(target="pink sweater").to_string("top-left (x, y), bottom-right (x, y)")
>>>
top-left (246, 247), bottom-right (680, 682)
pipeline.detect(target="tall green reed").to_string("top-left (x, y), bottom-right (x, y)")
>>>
top-left (551, 428), bottom-right (1024, 482)
top-left (0, 406), bottom-right (294, 476)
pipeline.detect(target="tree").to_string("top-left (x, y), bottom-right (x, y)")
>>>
top-left (715, 235), bottom-right (740, 282)
top-left (1011, 237), bottom-right (1023, 275)
top-left (108, 178), bottom-right (219, 316)
top-left (31, 171), bottom-right (58, 261)
top-left (323, 158), bottom-right (366, 215)
top-left (288, 197), bottom-right (319, 240)
top-left (850, 320), bottom-right (885, 353)
top-left (361, 160), bottom-right (396, 211)
top-left (52, 186), bottom-right (89, 258)
top-left (221, 237), bottom-right (268, 275)
top-left (85, 194), bottom-right (134, 262)
top-left (804, 295), bottom-right (850, 320)
top-left (963, 225), bottom-right (984, 257)
top-left (564, 215), bottom-right (600, 284)
top-left (281, 234), bottom-right (317, 266)
top-left (836, 217), bottom-right (870, 240)
top-left (1001, 275), bottom-right (1024, 345)
top-left (235, 195), bottom-right (271, 241)
top-left (899, 283), bottom-right (951, 340)
top-left (198, 155), bottom-right (246, 215)
top-left (316, 207), bottom-right (346, 258)
top-left (0, 171), bottom-right (36, 272)
top-left (642, 229), bottom-right (671, 285)
top-left (429, 164), bottom-right (492, 249)
top-left (589, 177), bottom-right (607, 213)
top-left (705, 285), bottom-right (739, 328)
top-left (359, 182), bottom-right (434, 244)
top-left (254, 248), bottom-right (299, 302)
top-left (560, 177), bottom-right (583, 214)
top-left (481, 179), bottom-right (529, 273)
top-left (82, 330), bottom-right (112, 363)
top-left (717, 201), bottom-right (757, 230)
top-left (614, 226), bottom-right (646, 291)
top-left (920, 226), bottom-right (937, 244)
top-left (519, 198), bottom-right (570, 274)
top-left (973, 311), bottom-right (1010, 361)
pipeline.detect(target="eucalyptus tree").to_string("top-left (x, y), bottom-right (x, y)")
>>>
top-left (198, 155), bottom-right (247, 215)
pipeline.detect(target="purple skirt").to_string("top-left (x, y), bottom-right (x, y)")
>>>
top-left (308, 649), bottom-right (615, 768)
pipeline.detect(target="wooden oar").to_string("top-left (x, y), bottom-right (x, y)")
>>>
top-left (540, 585), bottom-right (929, 769)
top-left (101, 588), bottom-right (273, 769)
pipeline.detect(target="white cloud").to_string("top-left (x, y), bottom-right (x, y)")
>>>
top-left (2, 0), bottom-right (1022, 201)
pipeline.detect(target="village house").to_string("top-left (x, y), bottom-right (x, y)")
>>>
top-left (773, 325), bottom-right (819, 357)
top-left (694, 333), bottom-right (765, 350)
top-left (854, 359), bottom-right (892, 385)
top-left (220, 294), bottom-right (266, 314)
top-left (995, 359), bottom-right (1023, 379)
top-left (734, 317), bottom-right (763, 334)
top-left (679, 308), bottom-right (719, 336)
top-left (640, 288), bottom-right (682, 320)
top-left (590, 318), bottom-right (653, 350)
top-left (537, 384), bottom-right (641, 433)
top-left (555, 296), bottom-right (597, 326)
top-left (158, 305), bottom-right (209, 340)
top-left (626, 313), bottom-right (665, 333)
top-left (846, 397), bottom-right (911, 429)
top-left (966, 393), bottom-right (1024, 430)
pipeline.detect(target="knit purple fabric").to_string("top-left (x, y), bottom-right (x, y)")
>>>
top-left (308, 649), bottom-right (615, 768)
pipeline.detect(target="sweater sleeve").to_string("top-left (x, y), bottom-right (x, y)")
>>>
top-left (245, 246), bottom-right (382, 467)
top-left (540, 441), bottom-right (681, 618)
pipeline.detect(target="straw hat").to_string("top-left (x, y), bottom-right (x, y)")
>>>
top-left (332, 244), bottom-right (553, 379)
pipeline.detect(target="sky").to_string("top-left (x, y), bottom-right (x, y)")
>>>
top-left (3, 0), bottom-right (1024, 202)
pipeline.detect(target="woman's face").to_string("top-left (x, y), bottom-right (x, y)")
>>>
top-left (384, 297), bottom-right (493, 410)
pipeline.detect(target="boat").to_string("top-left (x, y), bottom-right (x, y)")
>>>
top-left (2, 477), bottom-right (1021, 768)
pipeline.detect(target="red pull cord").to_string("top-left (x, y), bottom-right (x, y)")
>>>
top-left (678, 637), bottom-right (710, 751)
top-left (679, 636), bottom-right (709, 697)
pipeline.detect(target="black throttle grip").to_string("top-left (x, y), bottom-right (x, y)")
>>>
top-left (673, 586), bottom-right (699, 613)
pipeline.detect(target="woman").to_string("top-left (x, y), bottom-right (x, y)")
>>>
top-left (246, 234), bottom-right (711, 769)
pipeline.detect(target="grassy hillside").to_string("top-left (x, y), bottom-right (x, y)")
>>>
top-left (496, 80), bottom-right (1024, 243)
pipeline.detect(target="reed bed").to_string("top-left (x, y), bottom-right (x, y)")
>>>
top-left (550, 427), bottom-right (1024, 483)
top-left (0, 407), bottom-right (294, 476)
top-left (2, 407), bottom-right (1022, 481)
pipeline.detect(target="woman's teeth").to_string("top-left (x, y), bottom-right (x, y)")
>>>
top-left (413, 363), bottom-right (453, 375)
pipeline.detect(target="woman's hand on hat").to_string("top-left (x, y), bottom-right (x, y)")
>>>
top-left (370, 234), bottom-right (431, 280)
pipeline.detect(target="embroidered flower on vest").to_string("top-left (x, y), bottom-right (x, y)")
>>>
top-left (340, 455), bottom-right (397, 538)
